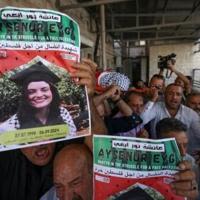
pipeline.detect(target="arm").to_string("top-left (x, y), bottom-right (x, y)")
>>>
top-left (93, 91), bottom-right (110, 106)
top-left (94, 85), bottom-right (133, 117)
top-left (158, 68), bottom-right (164, 76)
top-left (103, 99), bottom-right (112, 116)
top-left (89, 97), bottom-right (107, 134)
top-left (168, 60), bottom-right (191, 94)
top-left (104, 114), bottom-right (142, 135)
top-left (140, 100), bottom-right (158, 125)
top-left (114, 99), bottom-right (133, 117)
top-left (109, 86), bottom-right (133, 116)
top-left (70, 58), bottom-right (107, 151)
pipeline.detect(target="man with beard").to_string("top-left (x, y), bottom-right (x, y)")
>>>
top-left (53, 144), bottom-right (92, 200)
top-left (141, 83), bottom-right (200, 154)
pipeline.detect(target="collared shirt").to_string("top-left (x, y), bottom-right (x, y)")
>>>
top-left (141, 101), bottom-right (200, 154)
top-left (40, 187), bottom-right (58, 200)
top-left (113, 112), bottom-right (145, 137)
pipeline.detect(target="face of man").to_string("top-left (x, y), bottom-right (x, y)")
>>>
top-left (128, 94), bottom-right (144, 115)
top-left (136, 81), bottom-right (145, 89)
top-left (164, 131), bottom-right (188, 156)
top-left (187, 95), bottom-right (200, 114)
top-left (165, 85), bottom-right (183, 110)
top-left (54, 150), bottom-right (92, 200)
top-left (21, 143), bottom-right (55, 166)
top-left (149, 78), bottom-right (164, 92)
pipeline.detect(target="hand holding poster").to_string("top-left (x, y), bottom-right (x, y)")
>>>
top-left (0, 7), bottom-right (90, 151)
top-left (93, 135), bottom-right (185, 200)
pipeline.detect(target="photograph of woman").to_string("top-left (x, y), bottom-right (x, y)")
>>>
top-left (0, 61), bottom-right (77, 136)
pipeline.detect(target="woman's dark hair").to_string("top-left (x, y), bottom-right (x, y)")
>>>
top-left (17, 81), bottom-right (64, 128)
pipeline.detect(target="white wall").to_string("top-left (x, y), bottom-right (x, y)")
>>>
top-left (149, 42), bottom-right (200, 85)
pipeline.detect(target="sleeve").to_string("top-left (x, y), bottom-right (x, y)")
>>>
top-left (60, 107), bottom-right (77, 136)
top-left (104, 114), bottom-right (142, 135)
top-left (140, 101), bottom-right (157, 125)
top-left (40, 187), bottom-right (57, 200)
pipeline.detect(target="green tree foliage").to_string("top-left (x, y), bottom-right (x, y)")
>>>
top-left (0, 74), bottom-right (20, 121)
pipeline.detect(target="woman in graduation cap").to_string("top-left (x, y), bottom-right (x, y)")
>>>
top-left (0, 61), bottom-right (76, 135)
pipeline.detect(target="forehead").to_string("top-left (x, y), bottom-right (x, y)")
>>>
top-left (165, 131), bottom-right (188, 141)
top-left (54, 160), bottom-right (86, 183)
top-left (129, 94), bottom-right (143, 102)
top-left (27, 81), bottom-right (50, 89)
top-left (189, 95), bottom-right (200, 102)
top-left (150, 77), bottom-right (164, 85)
top-left (166, 85), bottom-right (183, 93)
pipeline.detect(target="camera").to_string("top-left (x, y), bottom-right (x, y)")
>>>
top-left (158, 53), bottom-right (176, 69)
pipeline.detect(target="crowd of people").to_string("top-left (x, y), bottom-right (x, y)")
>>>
top-left (0, 57), bottom-right (200, 200)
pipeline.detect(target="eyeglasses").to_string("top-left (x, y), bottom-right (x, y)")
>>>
top-left (150, 85), bottom-right (163, 90)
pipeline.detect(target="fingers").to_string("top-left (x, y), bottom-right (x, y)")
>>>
top-left (70, 59), bottom-right (97, 97)
top-left (170, 160), bottom-right (199, 199)
top-left (81, 58), bottom-right (97, 73)
top-left (174, 161), bottom-right (194, 182)
top-left (171, 180), bottom-right (195, 190)
top-left (106, 85), bottom-right (121, 97)
top-left (172, 188), bottom-right (198, 199)
top-left (174, 170), bottom-right (196, 182)
top-left (72, 63), bottom-right (95, 78)
top-left (178, 160), bottom-right (192, 171)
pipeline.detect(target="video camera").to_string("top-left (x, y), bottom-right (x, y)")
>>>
top-left (158, 53), bottom-right (176, 69)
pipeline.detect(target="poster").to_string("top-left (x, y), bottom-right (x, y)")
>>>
top-left (0, 7), bottom-right (90, 151)
top-left (93, 135), bottom-right (185, 200)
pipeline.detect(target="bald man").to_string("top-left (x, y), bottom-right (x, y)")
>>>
top-left (53, 144), bottom-right (93, 200)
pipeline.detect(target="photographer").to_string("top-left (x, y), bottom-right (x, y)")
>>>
top-left (158, 54), bottom-right (192, 98)
top-left (158, 53), bottom-right (176, 78)
top-left (167, 60), bottom-right (192, 96)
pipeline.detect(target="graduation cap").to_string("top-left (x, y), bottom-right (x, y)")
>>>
top-left (113, 187), bottom-right (154, 200)
top-left (10, 61), bottom-right (61, 86)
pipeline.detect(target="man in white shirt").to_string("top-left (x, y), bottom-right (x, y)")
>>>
top-left (141, 83), bottom-right (200, 154)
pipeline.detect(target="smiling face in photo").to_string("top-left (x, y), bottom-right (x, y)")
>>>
top-left (27, 81), bottom-right (53, 109)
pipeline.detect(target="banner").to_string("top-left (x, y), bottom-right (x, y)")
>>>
top-left (0, 7), bottom-right (90, 151)
top-left (93, 135), bottom-right (185, 200)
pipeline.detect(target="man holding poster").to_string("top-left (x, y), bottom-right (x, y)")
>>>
top-left (93, 135), bottom-right (199, 200)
